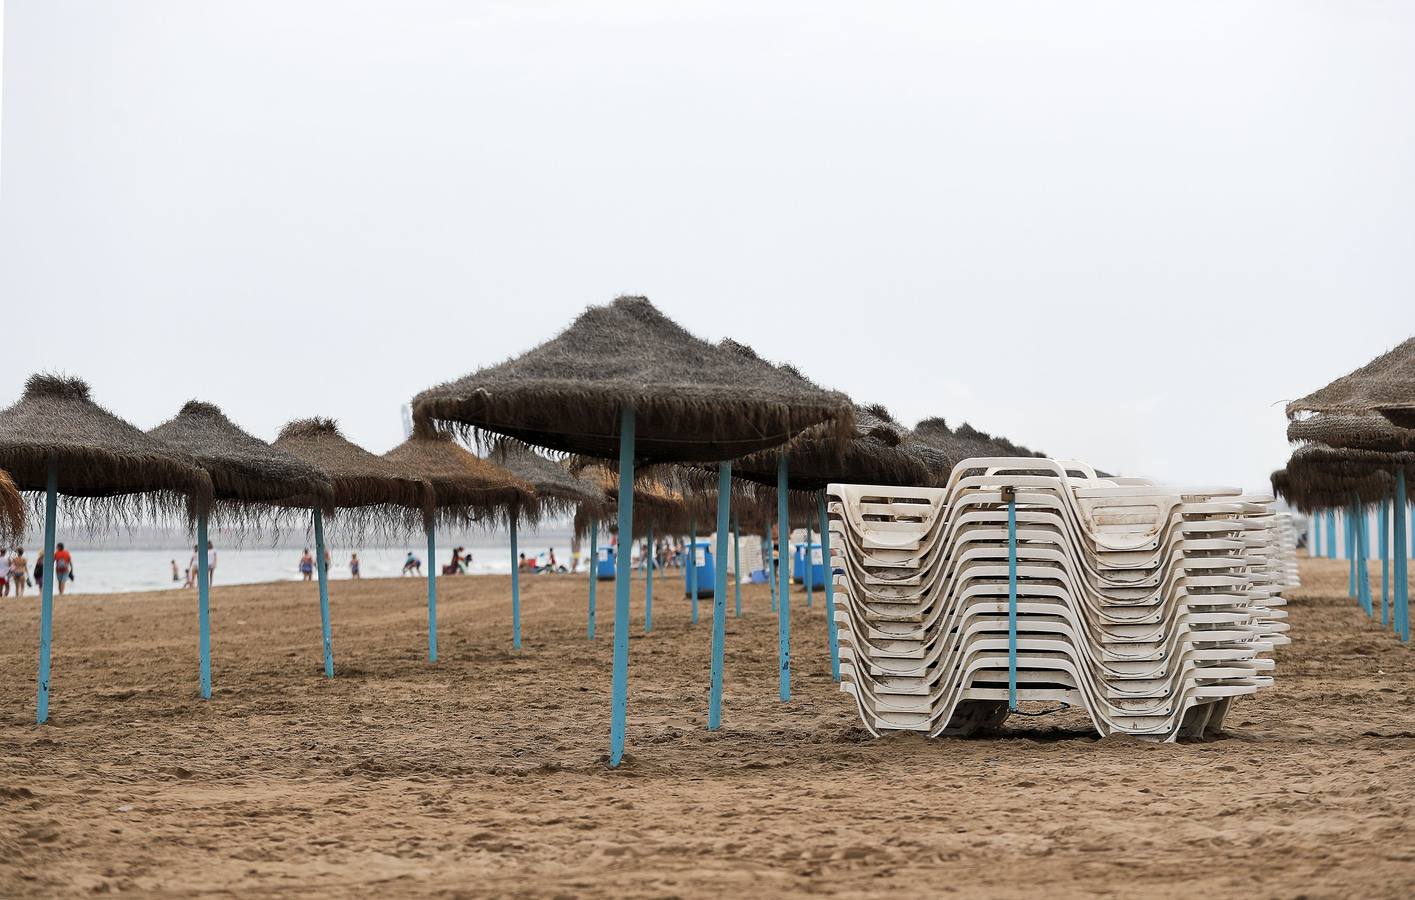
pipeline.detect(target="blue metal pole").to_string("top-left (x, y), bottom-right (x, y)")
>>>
top-left (776, 457), bottom-right (791, 701)
top-left (587, 519), bottom-right (598, 640)
top-left (689, 514), bottom-right (698, 624)
top-left (510, 518), bottom-right (521, 650)
top-left (1326, 509), bottom-right (1336, 559)
top-left (645, 524), bottom-right (654, 633)
top-left (709, 462), bottom-right (731, 730)
top-left (1381, 499), bottom-right (1390, 627)
top-left (1007, 489), bottom-right (1018, 711)
top-left (1347, 505), bottom-right (1356, 598)
top-left (313, 508), bottom-right (333, 678)
top-left (426, 522), bottom-right (439, 662)
top-left (35, 459), bottom-right (58, 724)
top-left (818, 490), bottom-right (840, 682)
top-left (732, 514), bottom-right (742, 619)
top-left (1357, 504), bottom-right (1372, 616)
top-left (1311, 511), bottom-right (1319, 557)
top-left (804, 519), bottom-right (813, 608)
top-left (766, 538), bottom-right (777, 613)
top-left (608, 407), bottom-right (635, 768)
top-left (197, 507), bottom-right (212, 698)
top-left (1395, 471), bottom-right (1409, 641)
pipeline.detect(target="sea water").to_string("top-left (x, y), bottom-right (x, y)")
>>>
top-left (1, 527), bottom-right (581, 596)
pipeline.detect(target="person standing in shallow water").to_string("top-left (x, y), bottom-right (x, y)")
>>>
top-left (350, 553), bottom-right (361, 579)
top-left (9, 549), bottom-right (28, 597)
top-left (299, 548), bottom-right (315, 582)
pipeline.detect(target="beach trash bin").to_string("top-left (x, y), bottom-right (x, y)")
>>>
top-left (684, 540), bottom-right (714, 598)
top-left (596, 546), bottom-right (616, 581)
top-left (793, 542), bottom-right (826, 589)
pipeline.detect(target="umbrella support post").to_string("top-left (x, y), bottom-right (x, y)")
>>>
top-left (689, 514), bottom-right (698, 624)
top-left (1381, 500), bottom-right (1390, 627)
top-left (709, 462), bottom-right (730, 730)
top-left (1326, 509), bottom-right (1336, 558)
top-left (609, 408), bottom-right (635, 767)
top-left (36, 460), bottom-right (58, 724)
top-left (767, 538), bottom-right (777, 613)
top-left (804, 520), bottom-right (813, 608)
top-left (645, 524), bottom-right (654, 633)
top-left (198, 508), bottom-right (212, 697)
top-left (777, 457), bottom-right (791, 702)
top-left (587, 520), bottom-right (598, 640)
top-left (314, 508), bottom-right (334, 678)
top-left (818, 490), bottom-right (840, 682)
top-left (1311, 512), bottom-right (1319, 558)
top-left (1005, 487), bottom-right (1019, 712)
top-left (732, 514), bottom-right (741, 619)
top-left (511, 519), bottom-right (521, 650)
top-left (1347, 505), bottom-right (1356, 598)
top-left (1357, 503), bottom-right (1372, 616)
top-left (1395, 472), bottom-right (1409, 641)
top-left (427, 523), bottom-right (439, 661)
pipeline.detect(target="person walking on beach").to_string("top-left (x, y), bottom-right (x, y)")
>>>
top-left (184, 545), bottom-right (198, 588)
top-left (0, 548), bottom-right (7, 598)
top-left (350, 553), bottom-right (361, 579)
top-left (50, 543), bottom-right (74, 595)
top-left (9, 549), bottom-right (28, 597)
top-left (207, 541), bottom-right (217, 583)
top-left (299, 548), bottom-right (315, 581)
top-left (402, 552), bottom-right (420, 576)
top-left (171, 559), bottom-right (180, 583)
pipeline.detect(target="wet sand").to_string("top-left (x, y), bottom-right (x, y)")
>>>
top-left (2, 557), bottom-right (1413, 897)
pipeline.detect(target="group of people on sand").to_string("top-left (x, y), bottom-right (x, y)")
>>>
top-left (1, 544), bottom-right (73, 597)
top-left (171, 541), bottom-right (217, 588)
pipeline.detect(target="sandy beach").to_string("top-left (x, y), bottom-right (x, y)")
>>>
top-left (1, 556), bottom-right (1413, 897)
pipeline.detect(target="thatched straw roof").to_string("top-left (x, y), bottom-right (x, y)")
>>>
top-left (1275, 444), bottom-right (1415, 511)
top-left (910, 417), bottom-right (1045, 484)
top-left (0, 469), bottom-right (24, 543)
top-left (273, 418), bottom-right (431, 531)
top-left (574, 464), bottom-right (692, 538)
top-left (1286, 409), bottom-right (1415, 453)
top-left (383, 430), bottom-right (537, 528)
top-left (489, 439), bottom-right (608, 519)
top-left (1288, 337), bottom-right (1415, 427)
top-left (730, 401), bottom-right (937, 492)
top-left (0, 374), bottom-right (212, 523)
top-left (148, 401), bottom-right (336, 520)
top-left (412, 296), bottom-right (854, 463)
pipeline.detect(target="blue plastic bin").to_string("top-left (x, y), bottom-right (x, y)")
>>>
top-left (683, 540), bottom-right (715, 598)
top-left (595, 546), bottom-right (616, 581)
top-left (792, 542), bottom-right (827, 590)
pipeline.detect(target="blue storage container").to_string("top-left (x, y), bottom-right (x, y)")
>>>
top-left (792, 542), bottom-right (827, 590)
top-left (683, 540), bottom-right (715, 598)
top-left (596, 546), bottom-right (616, 581)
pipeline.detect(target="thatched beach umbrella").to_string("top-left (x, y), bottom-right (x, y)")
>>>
top-left (0, 468), bottom-right (25, 545)
top-left (1287, 336), bottom-right (1415, 428)
top-left (413, 296), bottom-right (852, 764)
top-left (1280, 443), bottom-right (1414, 636)
top-left (910, 417), bottom-right (1046, 483)
top-left (490, 440), bottom-right (610, 640)
top-left (148, 400), bottom-right (336, 699)
top-left (0, 374), bottom-right (213, 723)
top-left (1288, 337), bottom-right (1415, 640)
top-left (385, 430), bottom-right (537, 653)
top-left (1287, 410), bottom-right (1415, 454)
top-left (576, 464), bottom-right (702, 631)
top-left (274, 418), bottom-right (433, 676)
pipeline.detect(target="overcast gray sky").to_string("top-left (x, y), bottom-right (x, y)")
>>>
top-left (2, 1), bottom-right (1412, 497)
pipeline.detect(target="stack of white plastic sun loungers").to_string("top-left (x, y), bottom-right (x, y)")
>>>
top-left (827, 458), bottom-right (1297, 742)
